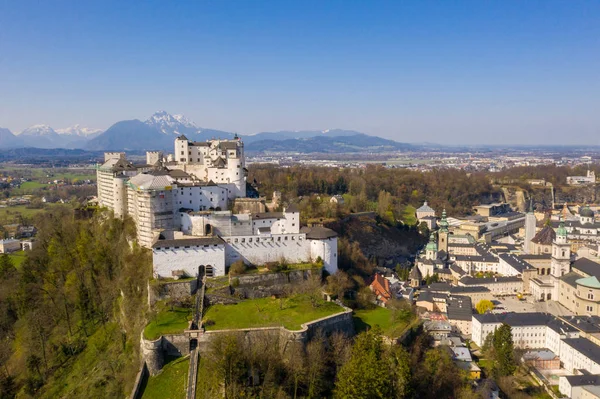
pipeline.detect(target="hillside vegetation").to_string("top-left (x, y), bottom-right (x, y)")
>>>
top-left (0, 207), bottom-right (151, 398)
top-left (249, 164), bottom-right (501, 217)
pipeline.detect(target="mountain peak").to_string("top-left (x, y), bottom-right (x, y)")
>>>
top-left (19, 124), bottom-right (57, 136)
top-left (56, 124), bottom-right (103, 137)
top-left (145, 111), bottom-right (198, 135)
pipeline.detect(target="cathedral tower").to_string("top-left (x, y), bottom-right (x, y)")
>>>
top-left (551, 217), bottom-right (570, 278)
top-left (524, 200), bottom-right (536, 253)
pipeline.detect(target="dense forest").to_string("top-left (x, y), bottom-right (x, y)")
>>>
top-left (196, 326), bottom-right (485, 399)
top-left (0, 206), bottom-right (150, 398)
top-left (249, 165), bottom-right (501, 218)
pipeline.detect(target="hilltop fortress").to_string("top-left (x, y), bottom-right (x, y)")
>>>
top-left (96, 135), bottom-right (338, 277)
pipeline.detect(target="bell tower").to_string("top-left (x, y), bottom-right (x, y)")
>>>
top-left (551, 217), bottom-right (570, 278)
top-left (438, 209), bottom-right (449, 254)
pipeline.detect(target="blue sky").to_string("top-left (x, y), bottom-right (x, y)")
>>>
top-left (1, 0), bottom-right (599, 145)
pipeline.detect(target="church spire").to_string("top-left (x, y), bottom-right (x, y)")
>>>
top-left (439, 209), bottom-right (449, 233)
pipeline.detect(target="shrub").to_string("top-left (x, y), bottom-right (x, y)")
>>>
top-left (229, 260), bottom-right (247, 276)
top-left (265, 262), bottom-right (280, 272)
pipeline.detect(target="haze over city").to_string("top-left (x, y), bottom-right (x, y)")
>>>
top-left (1, 1), bottom-right (599, 145)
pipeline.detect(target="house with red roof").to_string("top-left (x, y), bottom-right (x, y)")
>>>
top-left (369, 273), bottom-right (393, 307)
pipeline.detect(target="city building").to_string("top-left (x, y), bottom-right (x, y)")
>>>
top-left (0, 239), bottom-right (21, 253)
top-left (567, 170), bottom-right (596, 186)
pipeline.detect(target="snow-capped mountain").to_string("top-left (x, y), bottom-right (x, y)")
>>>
top-left (145, 110), bottom-right (199, 135)
top-left (3, 111), bottom-right (408, 152)
top-left (56, 124), bottom-right (103, 138)
top-left (18, 124), bottom-right (58, 137)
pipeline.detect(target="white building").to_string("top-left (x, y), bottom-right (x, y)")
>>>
top-left (97, 136), bottom-right (339, 278)
top-left (524, 203), bottom-right (537, 253)
top-left (567, 170), bottom-right (596, 186)
top-left (152, 210), bottom-right (338, 278)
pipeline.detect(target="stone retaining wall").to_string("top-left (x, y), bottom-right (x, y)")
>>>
top-left (140, 301), bottom-right (354, 375)
top-left (196, 304), bottom-right (354, 355)
top-left (231, 268), bottom-right (321, 299)
top-left (148, 279), bottom-right (198, 307)
top-left (129, 361), bottom-right (148, 399)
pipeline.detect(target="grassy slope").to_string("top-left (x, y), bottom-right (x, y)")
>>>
top-left (40, 323), bottom-right (141, 399)
top-left (401, 204), bottom-right (418, 225)
top-left (8, 251), bottom-right (27, 269)
top-left (203, 295), bottom-right (343, 331)
top-left (353, 307), bottom-right (412, 337)
top-left (144, 305), bottom-right (192, 340)
top-left (0, 204), bottom-right (63, 224)
top-left (141, 357), bottom-right (189, 399)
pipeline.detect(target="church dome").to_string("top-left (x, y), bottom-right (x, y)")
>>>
top-left (580, 205), bottom-right (595, 218)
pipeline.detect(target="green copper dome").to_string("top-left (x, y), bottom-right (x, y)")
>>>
top-left (439, 209), bottom-right (449, 232)
top-left (425, 233), bottom-right (438, 252)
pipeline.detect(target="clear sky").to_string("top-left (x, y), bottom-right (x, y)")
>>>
top-left (1, 0), bottom-right (599, 145)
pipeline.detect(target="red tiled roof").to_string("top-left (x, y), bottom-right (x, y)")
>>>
top-left (370, 273), bottom-right (392, 303)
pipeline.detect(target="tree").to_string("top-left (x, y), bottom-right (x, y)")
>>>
top-left (0, 254), bottom-right (15, 279)
top-left (418, 221), bottom-right (429, 237)
top-left (476, 299), bottom-right (495, 314)
top-left (493, 323), bottom-right (516, 376)
top-left (416, 348), bottom-right (467, 399)
top-left (395, 264), bottom-right (410, 281)
top-left (335, 329), bottom-right (393, 398)
top-left (425, 273), bottom-right (439, 285)
top-left (388, 345), bottom-right (412, 398)
top-left (305, 335), bottom-right (328, 398)
top-left (387, 299), bottom-right (414, 324)
top-left (326, 271), bottom-right (353, 299)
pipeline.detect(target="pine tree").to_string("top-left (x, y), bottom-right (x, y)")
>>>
top-left (493, 324), bottom-right (516, 376)
top-left (0, 254), bottom-right (15, 279)
top-left (335, 328), bottom-right (393, 398)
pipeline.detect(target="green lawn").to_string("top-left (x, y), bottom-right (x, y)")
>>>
top-left (0, 204), bottom-right (64, 223)
top-left (203, 295), bottom-right (343, 331)
top-left (19, 181), bottom-right (47, 191)
top-left (142, 356), bottom-right (189, 399)
top-left (401, 205), bottom-right (418, 225)
top-left (0, 205), bottom-right (45, 221)
top-left (144, 304), bottom-right (193, 340)
top-left (7, 251), bottom-right (27, 269)
top-left (353, 307), bottom-right (413, 337)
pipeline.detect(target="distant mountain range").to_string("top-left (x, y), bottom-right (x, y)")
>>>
top-left (0, 111), bottom-right (413, 153)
